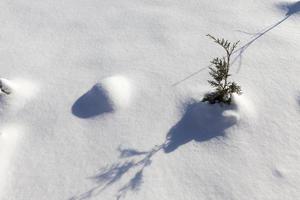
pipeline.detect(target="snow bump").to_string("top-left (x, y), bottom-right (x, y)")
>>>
top-left (0, 124), bottom-right (22, 197)
top-left (0, 78), bottom-right (38, 113)
top-left (72, 75), bottom-right (133, 118)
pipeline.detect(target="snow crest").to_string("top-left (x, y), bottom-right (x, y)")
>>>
top-left (100, 75), bottom-right (133, 109)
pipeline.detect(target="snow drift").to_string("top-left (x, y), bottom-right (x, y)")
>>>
top-left (0, 78), bottom-right (38, 113)
top-left (72, 75), bottom-right (132, 118)
top-left (0, 125), bottom-right (22, 198)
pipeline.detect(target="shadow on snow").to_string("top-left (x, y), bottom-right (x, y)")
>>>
top-left (71, 84), bottom-right (113, 119)
top-left (163, 102), bottom-right (237, 153)
top-left (69, 101), bottom-right (238, 200)
top-left (66, 1), bottom-right (300, 198)
top-left (69, 145), bottom-right (163, 200)
top-left (229, 1), bottom-right (300, 73)
top-left (172, 1), bottom-right (300, 86)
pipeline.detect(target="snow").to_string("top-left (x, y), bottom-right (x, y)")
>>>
top-left (0, 78), bottom-right (38, 113)
top-left (0, 0), bottom-right (300, 200)
top-left (0, 78), bottom-right (13, 95)
top-left (72, 75), bottom-right (133, 118)
top-left (0, 124), bottom-right (22, 196)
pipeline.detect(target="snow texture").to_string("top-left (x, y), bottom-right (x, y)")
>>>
top-left (72, 76), bottom-right (132, 118)
top-left (0, 0), bottom-right (300, 200)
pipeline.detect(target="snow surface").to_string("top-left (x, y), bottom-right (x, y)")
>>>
top-left (0, 124), bottom-right (22, 197)
top-left (0, 0), bottom-right (300, 200)
top-left (0, 78), bottom-right (38, 114)
top-left (72, 75), bottom-right (133, 118)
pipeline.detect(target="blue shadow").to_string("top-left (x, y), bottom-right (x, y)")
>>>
top-left (232, 1), bottom-right (300, 72)
top-left (72, 84), bottom-right (113, 119)
top-left (69, 101), bottom-right (238, 200)
top-left (278, 1), bottom-right (300, 16)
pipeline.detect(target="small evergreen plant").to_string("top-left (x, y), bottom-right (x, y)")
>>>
top-left (202, 34), bottom-right (242, 104)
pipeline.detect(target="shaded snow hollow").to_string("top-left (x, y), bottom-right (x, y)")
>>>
top-left (72, 76), bottom-right (133, 118)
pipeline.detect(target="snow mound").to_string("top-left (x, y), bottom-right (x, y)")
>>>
top-left (0, 124), bottom-right (22, 197)
top-left (0, 78), bottom-right (13, 95)
top-left (0, 78), bottom-right (38, 113)
top-left (163, 93), bottom-right (256, 153)
top-left (72, 75), bottom-right (132, 118)
top-left (12, 79), bottom-right (39, 100)
top-left (232, 94), bottom-right (256, 119)
top-left (100, 75), bottom-right (133, 109)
